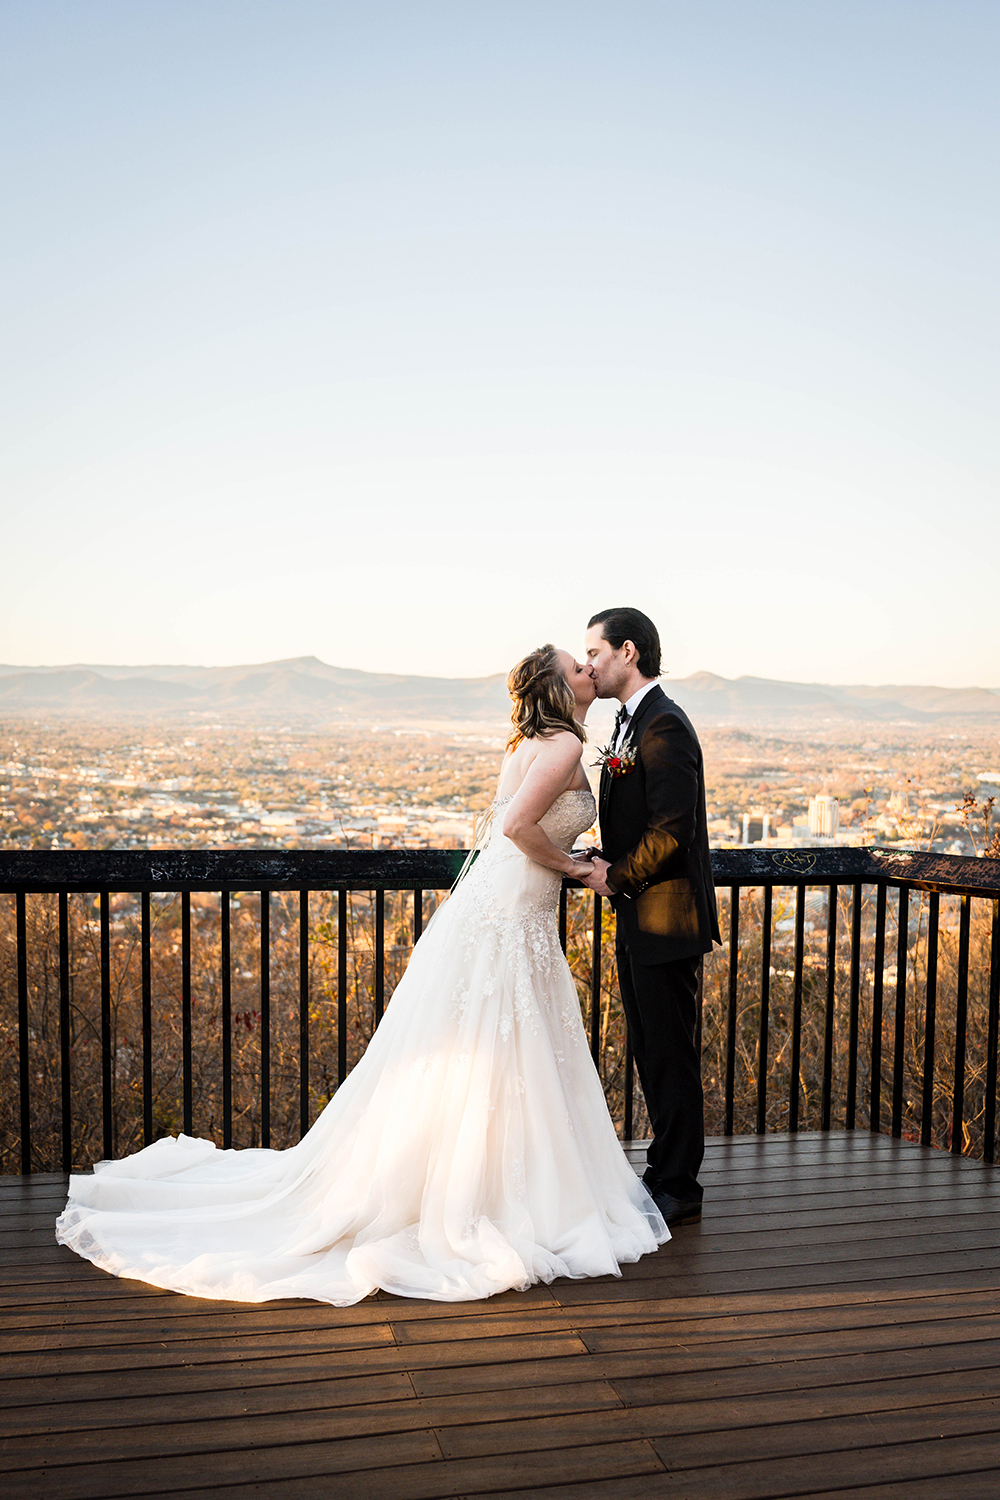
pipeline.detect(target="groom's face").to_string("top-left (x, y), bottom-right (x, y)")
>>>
top-left (585, 625), bottom-right (629, 701)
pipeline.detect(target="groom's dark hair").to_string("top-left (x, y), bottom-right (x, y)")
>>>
top-left (588, 607), bottom-right (662, 679)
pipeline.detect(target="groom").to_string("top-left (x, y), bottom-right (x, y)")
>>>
top-left (581, 607), bottom-right (720, 1228)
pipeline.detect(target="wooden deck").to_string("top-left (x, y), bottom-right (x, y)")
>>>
top-left (2, 1133), bottom-right (1000, 1499)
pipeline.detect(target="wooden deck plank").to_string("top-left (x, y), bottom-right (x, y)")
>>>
top-left (1, 1133), bottom-right (998, 1500)
top-left (0, 1380), bottom-right (625, 1468)
top-left (0, 1428), bottom-right (448, 1500)
top-left (482, 1467), bottom-right (1000, 1500)
top-left (635, 1431), bottom-right (1000, 1500)
top-left (0, 1328), bottom-right (591, 1384)
top-left (436, 1394), bottom-right (1000, 1462)
top-left (793, 1478), bottom-right (1000, 1500)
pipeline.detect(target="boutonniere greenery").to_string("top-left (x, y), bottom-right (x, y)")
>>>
top-left (593, 743), bottom-right (638, 777)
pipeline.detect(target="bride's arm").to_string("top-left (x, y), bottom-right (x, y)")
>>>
top-left (501, 734), bottom-right (593, 876)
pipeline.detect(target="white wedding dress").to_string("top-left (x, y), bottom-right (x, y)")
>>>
top-left (56, 789), bottom-right (668, 1305)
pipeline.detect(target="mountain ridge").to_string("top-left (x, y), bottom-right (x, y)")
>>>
top-left (0, 658), bottom-right (997, 723)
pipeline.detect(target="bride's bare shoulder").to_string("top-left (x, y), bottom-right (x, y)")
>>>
top-left (496, 732), bottom-right (582, 799)
top-left (536, 729), bottom-right (585, 760)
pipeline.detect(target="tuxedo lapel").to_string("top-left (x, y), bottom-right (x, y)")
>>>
top-left (599, 686), bottom-right (665, 831)
top-left (624, 684), bottom-right (666, 745)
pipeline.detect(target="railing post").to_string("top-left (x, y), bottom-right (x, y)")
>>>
top-left (756, 886), bottom-right (772, 1135)
top-left (260, 891), bottom-right (270, 1149)
top-left (821, 885), bottom-right (837, 1132)
top-left (338, 889), bottom-right (348, 1086)
top-left (140, 891), bottom-right (152, 1149)
top-left (985, 898), bottom-right (1000, 1165)
top-left (891, 886), bottom-right (909, 1139)
top-left (951, 895), bottom-right (971, 1154)
top-left (100, 891), bottom-right (112, 1160)
top-left (789, 884), bottom-right (805, 1134)
top-left (921, 893), bottom-right (939, 1148)
top-left (845, 883), bottom-right (862, 1130)
top-left (59, 890), bottom-right (73, 1170)
top-left (16, 892), bottom-right (30, 1174)
top-left (374, 889), bottom-right (385, 1025)
top-left (182, 891), bottom-right (193, 1136)
top-left (221, 891), bottom-right (232, 1149)
top-left (870, 884), bottom-right (887, 1133)
top-left (725, 888), bottom-right (739, 1136)
top-left (298, 889), bottom-right (310, 1138)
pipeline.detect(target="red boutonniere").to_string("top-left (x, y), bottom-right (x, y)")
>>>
top-left (593, 743), bottom-right (638, 777)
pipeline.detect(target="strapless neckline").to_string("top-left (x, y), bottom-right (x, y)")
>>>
top-left (492, 787), bottom-right (594, 810)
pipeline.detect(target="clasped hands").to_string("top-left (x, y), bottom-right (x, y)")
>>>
top-left (571, 850), bottom-right (614, 899)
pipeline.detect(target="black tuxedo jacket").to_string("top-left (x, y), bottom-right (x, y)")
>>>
top-left (598, 684), bottom-right (721, 965)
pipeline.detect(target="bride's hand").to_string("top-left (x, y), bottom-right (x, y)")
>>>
top-left (569, 856), bottom-right (595, 879)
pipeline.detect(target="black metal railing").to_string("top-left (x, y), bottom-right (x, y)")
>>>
top-left (2, 845), bottom-right (999, 1174)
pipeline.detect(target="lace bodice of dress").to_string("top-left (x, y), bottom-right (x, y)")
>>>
top-left (447, 787), bottom-right (598, 1037)
top-left (489, 787), bottom-right (597, 855)
top-left (461, 788), bottom-right (597, 921)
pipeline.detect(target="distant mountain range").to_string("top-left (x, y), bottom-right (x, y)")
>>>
top-left (0, 657), bottom-right (998, 723)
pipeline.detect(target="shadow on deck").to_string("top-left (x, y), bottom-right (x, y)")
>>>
top-left (2, 1133), bottom-right (1000, 1500)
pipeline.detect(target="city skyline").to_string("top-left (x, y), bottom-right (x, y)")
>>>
top-left (2, 3), bottom-right (997, 688)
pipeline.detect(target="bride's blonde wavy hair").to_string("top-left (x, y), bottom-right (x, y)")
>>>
top-left (506, 644), bottom-right (586, 751)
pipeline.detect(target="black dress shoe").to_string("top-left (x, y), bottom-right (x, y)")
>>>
top-left (652, 1192), bottom-right (702, 1227)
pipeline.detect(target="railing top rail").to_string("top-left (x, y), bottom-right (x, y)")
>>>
top-left (711, 846), bottom-right (1000, 898)
top-left (1, 845), bottom-right (998, 898)
top-left (0, 848), bottom-right (466, 895)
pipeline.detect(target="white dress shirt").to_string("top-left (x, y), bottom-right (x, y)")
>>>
top-left (614, 681), bottom-right (658, 750)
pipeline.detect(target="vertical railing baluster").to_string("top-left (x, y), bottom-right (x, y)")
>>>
top-left (412, 888), bottom-right (423, 943)
top-left (260, 891), bottom-right (270, 1148)
top-left (299, 890), bottom-right (309, 1138)
top-left (789, 884), bottom-right (805, 1133)
top-left (374, 889), bottom-right (385, 1024)
top-left (16, 893), bottom-right (30, 1174)
top-left (724, 888), bottom-right (739, 1136)
top-left (624, 1031), bottom-right (634, 1143)
top-left (870, 884), bottom-right (887, 1132)
top-left (756, 886), bottom-right (772, 1134)
top-left (59, 891), bottom-right (72, 1170)
top-left (558, 884), bottom-right (568, 954)
top-left (338, 888), bottom-right (348, 1085)
top-left (921, 892), bottom-right (939, 1148)
top-left (182, 891), bottom-right (193, 1136)
top-left (890, 886), bottom-right (909, 1138)
top-left (590, 893), bottom-right (602, 1067)
top-left (221, 891), bottom-right (232, 1148)
top-left (846, 883), bottom-right (862, 1130)
top-left (951, 894), bottom-right (971, 1154)
top-left (141, 891), bottom-right (152, 1148)
top-left (100, 891), bottom-right (113, 1160)
top-left (984, 898), bottom-right (1000, 1165)
top-left (821, 885), bottom-right (837, 1132)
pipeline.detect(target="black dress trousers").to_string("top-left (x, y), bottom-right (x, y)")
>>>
top-left (615, 932), bottom-right (704, 1203)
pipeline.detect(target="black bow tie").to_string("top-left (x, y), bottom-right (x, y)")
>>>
top-left (614, 706), bottom-right (629, 738)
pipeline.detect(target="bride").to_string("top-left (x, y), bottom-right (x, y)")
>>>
top-left (56, 645), bottom-right (668, 1305)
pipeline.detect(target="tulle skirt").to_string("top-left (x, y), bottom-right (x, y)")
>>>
top-left (57, 861), bottom-right (668, 1305)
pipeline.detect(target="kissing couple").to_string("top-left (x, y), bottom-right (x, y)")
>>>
top-left (58, 607), bottom-right (719, 1306)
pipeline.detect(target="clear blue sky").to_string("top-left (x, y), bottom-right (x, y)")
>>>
top-left (2, 1), bottom-right (997, 686)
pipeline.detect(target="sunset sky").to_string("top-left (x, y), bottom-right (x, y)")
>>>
top-left (2, 1), bottom-right (997, 687)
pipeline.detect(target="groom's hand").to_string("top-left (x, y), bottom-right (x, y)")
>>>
top-left (580, 856), bottom-right (614, 899)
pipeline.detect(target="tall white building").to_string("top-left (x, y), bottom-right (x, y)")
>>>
top-left (808, 794), bottom-right (839, 839)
